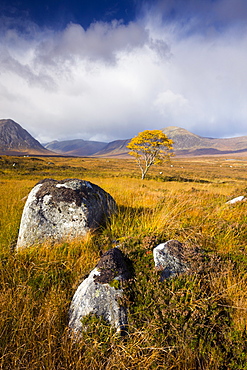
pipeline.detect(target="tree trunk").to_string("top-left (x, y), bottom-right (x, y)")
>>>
top-left (141, 168), bottom-right (147, 179)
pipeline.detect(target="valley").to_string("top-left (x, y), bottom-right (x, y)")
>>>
top-left (0, 125), bottom-right (247, 369)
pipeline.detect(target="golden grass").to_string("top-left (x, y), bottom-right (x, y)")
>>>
top-left (0, 155), bottom-right (247, 369)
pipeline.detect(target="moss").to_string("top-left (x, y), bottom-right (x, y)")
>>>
top-left (109, 279), bottom-right (121, 290)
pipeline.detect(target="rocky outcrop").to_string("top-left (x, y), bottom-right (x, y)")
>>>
top-left (16, 178), bottom-right (116, 249)
top-left (68, 248), bottom-right (132, 336)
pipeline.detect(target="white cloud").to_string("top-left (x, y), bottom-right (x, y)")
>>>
top-left (154, 90), bottom-right (189, 120)
top-left (1, 3), bottom-right (247, 142)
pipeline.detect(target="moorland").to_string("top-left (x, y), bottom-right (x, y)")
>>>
top-left (0, 154), bottom-right (247, 369)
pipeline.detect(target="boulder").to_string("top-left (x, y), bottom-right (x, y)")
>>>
top-left (153, 240), bottom-right (188, 281)
top-left (16, 178), bottom-right (116, 249)
top-left (68, 247), bottom-right (132, 336)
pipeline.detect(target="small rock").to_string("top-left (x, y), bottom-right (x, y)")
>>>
top-left (68, 248), bottom-right (131, 336)
top-left (153, 240), bottom-right (187, 281)
top-left (226, 196), bottom-right (245, 204)
top-left (16, 178), bottom-right (116, 249)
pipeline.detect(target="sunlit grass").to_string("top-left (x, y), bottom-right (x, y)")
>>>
top-left (0, 155), bottom-right (247, 369)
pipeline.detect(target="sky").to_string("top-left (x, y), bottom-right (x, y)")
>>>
top-left (0, 0), bottom-right (247, 143)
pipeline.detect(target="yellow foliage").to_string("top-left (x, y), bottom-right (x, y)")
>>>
top-left (127, 130), bottom-right (173, 179)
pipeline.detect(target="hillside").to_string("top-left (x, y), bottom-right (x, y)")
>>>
top-left (44, 139), bottom-right (107, 157)
top-left (44, 138), bottom-right (131, 157)
top-left (0, 119), bottom-right (53, 156)
top-left (162, 126), bottom-right (247, 156)
top-left (93, 139), bottom-right (131, 157)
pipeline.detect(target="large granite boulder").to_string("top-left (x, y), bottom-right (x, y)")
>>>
top-left (16, 178), bottom-right (116, 249)
top-left (68, 247), bottom-right (132, 336)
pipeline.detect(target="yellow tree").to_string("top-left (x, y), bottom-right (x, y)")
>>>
top-left (127, 129), bottom-right (173, 179)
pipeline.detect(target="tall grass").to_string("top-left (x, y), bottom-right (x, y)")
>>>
top-left (0, 155), bottom-right (247, 369)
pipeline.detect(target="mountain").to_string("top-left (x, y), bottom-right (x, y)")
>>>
top-left (162, 126), bottom-right (247, 156)
top-left (162, 126), bottom-right (203, 149)
top-left (1, 119), bottom-right (247, 158)
top-left (92, 127), bottom-right (247, 157)
top-left (93, 139), bottom-right (131, 157)
top-left (34, 126), bottom-right (247, 157)
top-left (44, 139), bottom-right (107, 157)
top-left (0, 119), bottom-right (52, 156)
top-left (44, 138), bottom-right (130, 157)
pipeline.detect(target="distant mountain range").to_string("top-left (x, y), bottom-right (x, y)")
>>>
top-left (44, 139), bottom-right (132, 158)
top-left (44, 139), bottom-right (107, 157)
top-left (1, 119), bottom-right (247, 157)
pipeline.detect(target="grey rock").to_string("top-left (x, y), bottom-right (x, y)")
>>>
top-left (68, 248), bottom-right (131, 336)
top-left (16, 178), bottom-right (116, 249)
top-left (153, 240), bottom-right (187, 281)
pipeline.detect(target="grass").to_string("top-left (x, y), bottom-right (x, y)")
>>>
top-left (0, 154), bottom-right (247, 369)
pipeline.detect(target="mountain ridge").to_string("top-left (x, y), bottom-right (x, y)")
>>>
top-left (162, 126), bottom-right (247, 155)
top-left (1, 119), bottom-right (247, 157)
top-left (0, 119), bottom-right (53, 156)
top-left (44, 139), bottom-right (107, 157)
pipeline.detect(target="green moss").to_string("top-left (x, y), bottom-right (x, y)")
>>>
top-left (109, 278), bottom-right (121, 290)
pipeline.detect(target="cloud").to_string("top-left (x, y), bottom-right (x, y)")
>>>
top-left (154, 90), bottom-right (189, 121)
top-left (35, 21), bottom-right (149, 65)
top-left (0, 1), bottom-right (247, 142)
top-left (142, 0), bottom-right (247, 34)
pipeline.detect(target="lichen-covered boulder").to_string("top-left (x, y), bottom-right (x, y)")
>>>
top-left (16, 178), bottom-right (116, 249)
top-left (68, 248), bottom-right (131, 336)
top-left (153, 240), bottom-right (188, 281)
